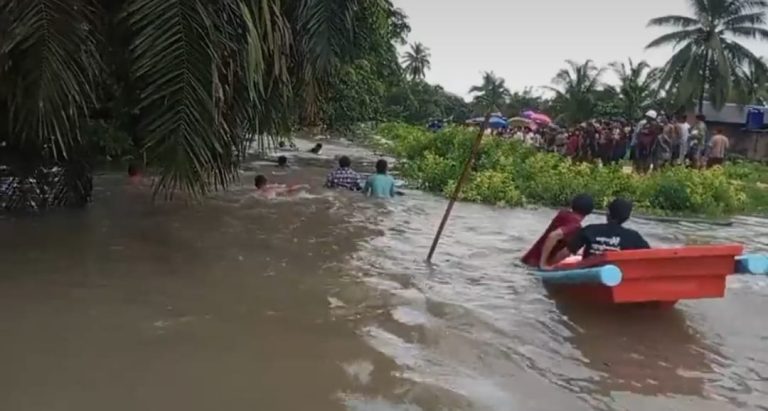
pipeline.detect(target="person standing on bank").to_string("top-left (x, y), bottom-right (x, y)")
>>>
top-left (707, 128), bottom-right (730, 168)
top-left (675, 114), bottom-right (690, 164)
top-left (691, 114), bottom-right (709, 167)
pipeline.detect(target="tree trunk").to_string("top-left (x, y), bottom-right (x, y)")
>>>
top-left (698, 49), bottom-right (710, 114)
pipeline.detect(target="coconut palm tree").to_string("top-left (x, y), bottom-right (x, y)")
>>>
top-left (607, 59), bottom-right (661, 121)
top-left (646, 0), bottom-right (768, 113)
top-left (0, 0), bottom-right (402, 200)
top-left (545, 60), bottom-right (605, 125)
top-left (733, 57), bottom-right (768, 104)
top-left (401, 42), bottom-right (431, 80)
top-left (469, 71), bottom-right (511, 114)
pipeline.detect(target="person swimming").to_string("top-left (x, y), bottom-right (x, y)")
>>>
top-left (309, 143), bottom-right (323, 154)
top-left (276, 155), bottom-right (289, 168)
top-left (254, 174), bottom-right (308, 198)
top-left (521, 193), bottom-right (595, 268)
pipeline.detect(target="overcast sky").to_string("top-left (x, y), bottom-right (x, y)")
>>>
top-left (393, 0), bottom-right (768, 98)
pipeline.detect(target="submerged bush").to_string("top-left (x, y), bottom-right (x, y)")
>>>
top-left (444, 171), bottom-right (524, 206)
top-left (379, 123), bottom-right (760, 216)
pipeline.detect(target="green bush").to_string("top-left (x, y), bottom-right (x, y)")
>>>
top-left (378, 123), bottom-right (762, 216)
top-left (444, 171), bottom-right (524, 206)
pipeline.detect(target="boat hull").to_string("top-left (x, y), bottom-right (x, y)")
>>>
top-left (540, 244), bottom-right (745, 305)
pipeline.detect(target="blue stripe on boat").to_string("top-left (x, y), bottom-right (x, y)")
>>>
top-left (534, 264), bottom-right (623, 287)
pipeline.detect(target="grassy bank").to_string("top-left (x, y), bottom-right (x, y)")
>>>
top-left (376, 123), bottom-right (768, 217)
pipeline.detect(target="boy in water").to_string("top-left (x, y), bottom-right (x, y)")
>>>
top-left (254, 175), bottom-right (308, 199)
top-left (276, 155), bottom-right (289, 168)
top-left (567, 198), bottom-right (650, 259)
top-left (309, 143), bottom-right (323, 154)
top-left (325, 156), bottom-right (362, 191)
top-left (363, 159), bottom-right (396, 199)
top-left (522, 194), bottom-right (595, 268)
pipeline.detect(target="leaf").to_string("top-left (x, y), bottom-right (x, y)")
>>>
top-left (2, 0), bottom-right (100, 158)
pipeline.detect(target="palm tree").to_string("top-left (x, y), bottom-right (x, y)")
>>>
top-left (504, 87), bottom-right (548, 118)
top-left (401, 42), bottom-right (431, 80)
top-left (0, 0), bottom-right (401, 200)
top-left (646, 0), bottom-right (768, 113)
top-left (607, 59), bottom-right (661, 120)
top-left (545, 60), bottom-right (605, 125)
top-left (733, 57), bottom-right (768, 104)
top-left (469, 71), bottom-right (511, 114)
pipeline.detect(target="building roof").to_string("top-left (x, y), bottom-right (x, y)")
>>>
top-left (701, 101), bottom-right (767, 124)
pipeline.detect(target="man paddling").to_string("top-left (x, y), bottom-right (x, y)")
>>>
top-left (566, 198), bottom-right (650, 259)
top-left (521, 194), bottom-right (595, 268)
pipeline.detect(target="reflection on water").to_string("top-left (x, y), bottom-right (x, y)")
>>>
top-left (0, 139), bottom-right (767, 411)
top-left (557, 304), bottom-right (715, 399)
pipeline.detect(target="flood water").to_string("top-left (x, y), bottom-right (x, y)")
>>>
top-left (1, 140), bottom-right (767, 411)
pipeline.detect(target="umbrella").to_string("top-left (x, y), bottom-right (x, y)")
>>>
top-left (467, 116), bottom-right (507, 129)
top-left (522, 110), bottom-right (535, 118)
top-left (508, 117), bottom-right (533, 127)
top-left (487, 116), bottom-right (508, 129)
top-left (530, 113), bottom-right (552, 125)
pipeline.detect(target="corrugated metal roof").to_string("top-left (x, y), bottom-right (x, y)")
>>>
top-left (701, 101), bottom-right (767, 124)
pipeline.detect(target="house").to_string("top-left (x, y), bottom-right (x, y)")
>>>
top-left (699, 102), bottom-right (768, 160)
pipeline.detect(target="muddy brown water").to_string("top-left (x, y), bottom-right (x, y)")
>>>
top-left (1, 140), bottom-right (767, 411)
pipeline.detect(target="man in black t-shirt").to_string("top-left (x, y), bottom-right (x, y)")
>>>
top-left (567, 198), bottom-right (650, 258)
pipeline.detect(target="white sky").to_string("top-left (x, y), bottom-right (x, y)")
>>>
top-left (393, 0), bottom-right (768, 98)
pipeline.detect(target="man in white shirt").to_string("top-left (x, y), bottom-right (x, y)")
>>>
top-left (676, 114), bottom-right (690, 163)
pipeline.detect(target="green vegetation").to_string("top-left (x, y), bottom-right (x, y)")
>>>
top-left (3, 0), bottom-right (768, 208)
top-left (647, 0), bottom-right (768, 112)
top-left (378, 123), bottom-right (768, 216)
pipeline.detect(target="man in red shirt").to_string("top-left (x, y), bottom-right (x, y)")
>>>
top-left (521, 194), bottom-right (594, 268)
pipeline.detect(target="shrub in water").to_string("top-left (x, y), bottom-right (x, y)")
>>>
top-left (443, 171), bottom-right (524, 206)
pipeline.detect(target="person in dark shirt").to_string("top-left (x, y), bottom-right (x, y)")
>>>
top-left (567, 198), bottom-right (650, 259)
top-left (522, 194), bottom-right (595, 268)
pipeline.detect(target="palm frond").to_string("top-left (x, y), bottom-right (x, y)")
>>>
top-left (647, 15), bottom-right (700, 28)
top-left (2, 0), bottom-right (100, 158)
top-left (645, 29), bottom-right (701, 49)
top-left (298, 0), bottom-right (357, 72)
top-left (726, 25), bottom-right (768, 40)
top-left (725, 0), bottom-right (768, 14)
top-left (126, 0), bottom-right (233, 198)
top-left (722, 10), bottom-right (767, 26)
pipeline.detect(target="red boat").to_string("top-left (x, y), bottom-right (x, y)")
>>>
top-left (536, 244), bottom-right (767, 306)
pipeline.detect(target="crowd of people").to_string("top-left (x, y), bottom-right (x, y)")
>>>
top-left (500, 110), bottom-right (730, 174)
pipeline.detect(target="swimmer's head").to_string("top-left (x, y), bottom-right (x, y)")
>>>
top-left (277, 156), bottom-right (288, 167)
top-left (375, 159), bottom-right (388, 174)
top-left (128, 163), bottom-right (141, 177)
top-left (254, 174), bottom-right (268, 189)
top-left (338, 156), bottom-right (352, 168)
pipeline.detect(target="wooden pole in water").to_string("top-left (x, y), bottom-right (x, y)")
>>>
top-left (426, 112), bottom-right (491, 262)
